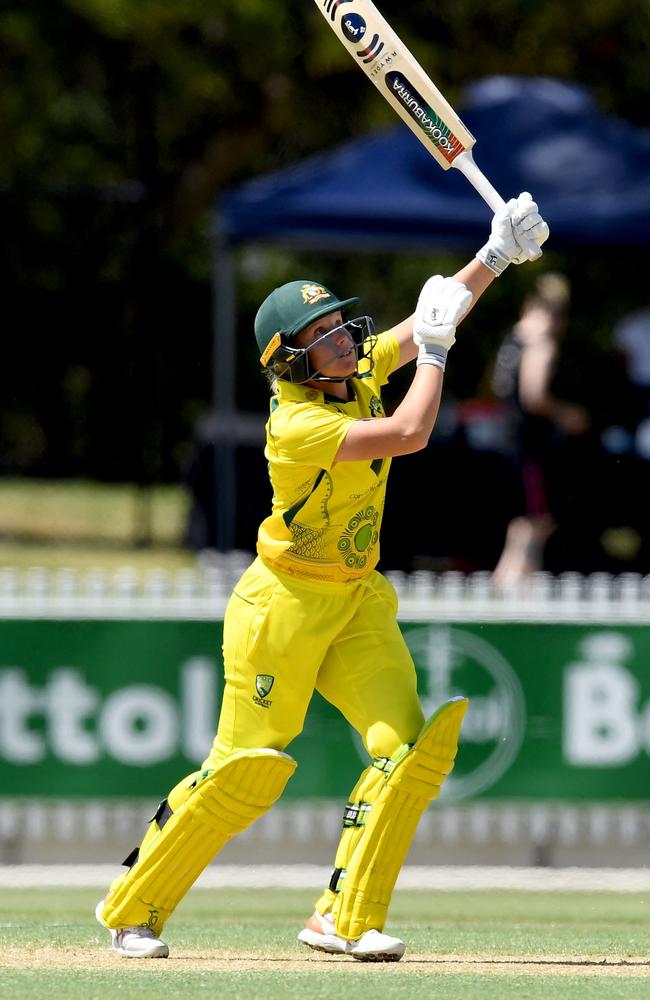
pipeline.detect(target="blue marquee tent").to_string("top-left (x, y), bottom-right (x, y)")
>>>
top-left (220, 76), bottom-right (650, 251)
top-left (211, 77), bottom-right (650, 549)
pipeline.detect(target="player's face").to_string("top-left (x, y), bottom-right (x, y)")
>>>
top-left (295, 310), bottom-right (357, 379)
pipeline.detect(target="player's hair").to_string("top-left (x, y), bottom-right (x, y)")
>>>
top-left (262, 368), bottom-right (279, 393)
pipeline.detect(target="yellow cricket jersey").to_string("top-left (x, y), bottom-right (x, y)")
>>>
top-left (257, 330), bottom-right (401, 583)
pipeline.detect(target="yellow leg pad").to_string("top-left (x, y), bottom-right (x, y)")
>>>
top-left (314, 764), bottom-right (385, 917)
top-left (100, 749), bottom-right (296, 933)
top-left (333, 697), bottom-right (468, 941)
top-left (126, 769), bottom-right (204, 871)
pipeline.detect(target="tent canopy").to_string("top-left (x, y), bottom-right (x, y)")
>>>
top-left (220, 77), bottom-right (650, 250)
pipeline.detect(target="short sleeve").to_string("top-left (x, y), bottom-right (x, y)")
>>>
top-left (371, 330), bottom-right (401, 385)
top-left (272, 404), bottom-right (355, 471)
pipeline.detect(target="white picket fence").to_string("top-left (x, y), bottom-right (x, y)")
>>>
top-left (0, 564), bottom-right (649, 621)
top-left (1, 799), bottom-right (648, 850)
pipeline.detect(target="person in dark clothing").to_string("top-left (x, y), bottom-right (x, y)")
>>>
top-left (491, 274), bottom-right (589, 587)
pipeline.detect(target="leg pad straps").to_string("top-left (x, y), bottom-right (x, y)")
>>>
top-left (101, 749), bottom-right (296, 932)
top-left (333, 697), bottom-right (468, 941)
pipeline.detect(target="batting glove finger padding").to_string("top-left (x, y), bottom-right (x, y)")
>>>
top-left (511, 191), bottom-right (537, 225)
top-left (512, 192), bottom-right (550, 254)
top-left (477, 192), bottom-right (550, 275)
top-left (413, 275), bottom-right (474, 370)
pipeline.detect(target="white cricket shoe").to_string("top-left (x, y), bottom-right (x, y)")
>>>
top-left (298, 910), bottom-right (405, 962)
top-left (298, 910), bottom-right (350, 955)
top-left (95, 899), bottom-right (170, 959)
top-left (349, 928), bottom-right (406, 962)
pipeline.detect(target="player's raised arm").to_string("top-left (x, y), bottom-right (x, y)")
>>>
top-left (336, 276), bottom-right (471, 461)
top-left (336, 195), bottom-right (550, 461)
top-left (391, 193), bottom-right (550, 368)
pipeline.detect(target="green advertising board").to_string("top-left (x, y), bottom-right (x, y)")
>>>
top-left (1, 619), bottom-right (649, 801)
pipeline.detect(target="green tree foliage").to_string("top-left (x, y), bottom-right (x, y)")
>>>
top-left (3, 0), bottom-right (647, 241)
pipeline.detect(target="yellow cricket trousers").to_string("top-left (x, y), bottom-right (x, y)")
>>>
top-left (99, 555), bottom-right (427, 934)
top-left (204, 556), bottom-right (425, 769)
top-left (101, 559), bottom-right (424, 933)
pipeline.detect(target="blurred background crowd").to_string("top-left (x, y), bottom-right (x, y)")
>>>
top-left (1, 0), bottom-right (649, 582)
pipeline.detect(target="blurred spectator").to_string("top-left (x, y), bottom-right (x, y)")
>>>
top-left (490, 274), bottom-right (590, 588)
top-left (611, 301), bottom-right (650, 460)
top-left (613, 301), bottom-right (650, 408)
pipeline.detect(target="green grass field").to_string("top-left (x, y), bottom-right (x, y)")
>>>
top-left (0, 478), bottom-right (196, 571)
top-left (1, 887), bottom-right (648, 1000)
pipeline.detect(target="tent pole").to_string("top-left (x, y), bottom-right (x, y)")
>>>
top-left (211, 210), bottom-right (237, 552)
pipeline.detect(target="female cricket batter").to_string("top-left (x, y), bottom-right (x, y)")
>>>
top-left (97, 193), bottom-right (548, 961)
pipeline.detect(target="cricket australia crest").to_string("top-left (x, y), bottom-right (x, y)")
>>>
top-left (301, 283), bottom-right (330, 305)
top-left (254, 674), bottom-right (275, 707)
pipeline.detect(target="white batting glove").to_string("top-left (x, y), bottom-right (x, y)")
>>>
top-left (477, 192), bottom-right (550, 276)
top-left (413, 275), bottom-right (474, 370)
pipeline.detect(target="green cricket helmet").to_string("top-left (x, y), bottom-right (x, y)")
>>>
top-left (254, 280), bottom-right (376, 383)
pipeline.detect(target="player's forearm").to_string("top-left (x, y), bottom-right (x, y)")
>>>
top-left (383, 363), bottom-right (445, 451)
top-left (388, 275), bottom-right (473, 451)
top-left (452, 259), bottom-right (496, 316)
top-left (335, 362), bottom-right (445, 461)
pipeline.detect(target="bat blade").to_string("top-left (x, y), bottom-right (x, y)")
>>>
top-left (315, 0), bottom-right (475, 172)
top-left (313, 0), bottom-right (542, 259)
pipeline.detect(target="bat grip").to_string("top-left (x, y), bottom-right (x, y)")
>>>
top-left (452, 150), bottom-right (542, 262)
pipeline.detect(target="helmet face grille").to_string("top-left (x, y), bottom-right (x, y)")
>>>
top-left (347, 317), bottom-right (377, 380)
top-left (265, 316), bottom-right (377, 384)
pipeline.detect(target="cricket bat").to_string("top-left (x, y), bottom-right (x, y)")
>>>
top-left (313, 0), bottom-right (541, 259)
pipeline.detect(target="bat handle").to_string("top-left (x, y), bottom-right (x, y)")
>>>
top-left (452, 150), bottom-right (542, 262)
